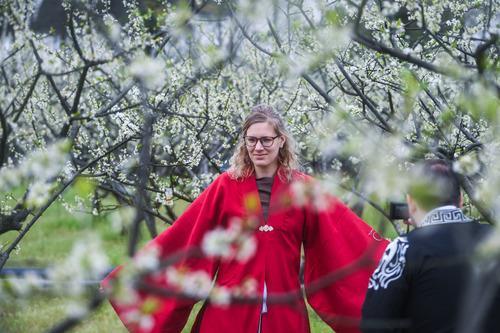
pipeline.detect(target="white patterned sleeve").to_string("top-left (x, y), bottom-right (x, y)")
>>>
top-left (361, 237), bottom-right (411, 333)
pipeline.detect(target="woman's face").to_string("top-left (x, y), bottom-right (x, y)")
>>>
top-left (245, 122), bottom-right (284, 171)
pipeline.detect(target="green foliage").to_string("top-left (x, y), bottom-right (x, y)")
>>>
top-left (461, 84), bottom-right (500, 124)
top-left (401, 70), bottom-right (421, 118)
top-left (307, 305), bottom-right (335, 333)
top-left (362, 201), bottom-right (399, 239)
top-left (408, 180), bottom-right (442, 211)
top-left (325, 9), bottom-right (342, 26)
top-left (74, 177), bottom-right (96, 199)
top-left (438, 108), bottom-right (455, 127)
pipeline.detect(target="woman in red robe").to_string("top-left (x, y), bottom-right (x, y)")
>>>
top-left (102, 105), bottom-right (388, 333)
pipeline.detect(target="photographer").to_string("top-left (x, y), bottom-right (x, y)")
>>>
top-left (361, 159), bottom-right (500, 333)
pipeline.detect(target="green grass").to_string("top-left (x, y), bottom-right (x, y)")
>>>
top-left (1, 295), bottom-right (204, 333)
top-left (1, 295), bottom-right (128, 333)
top-left (0, 194), bottom-right (335, 332)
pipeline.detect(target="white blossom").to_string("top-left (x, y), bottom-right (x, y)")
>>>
top-left (453, 153), bottom-right (481, 176)
top-left (210, 286), bottom-right (231, 306)
top-left (235, 235), bottom-right (257, 262)
top-left (133, 245), bottom-right (160, 272)
top-left (182, 270), bottom-right (213, 298)
top-left (201, 218), bottom-right (256, 262)
top-left (23, 270), bottom-right (45, 290)
top-left (48, 235), bottom-right (109, 296)
top-left (103, 13), bottom-right (122, 42)
top-left (381, 1), bottom-right (400, 16)
top-left (202, 227), bottom-right (233, 258)
top-left (129, 55), bottom-right (167, 90)
top-left (66, 301), bottom-right (89, 319)
top-left (109, 206), bottom-right (136, 233)
top-left (122, 308), bottom-right (155, 331)
top-left (8, 277), bottom-right (31, 297)
top-left (26, 181), bottom-right (52, 208)
top-left (166, 267), bottom-right (212, 299)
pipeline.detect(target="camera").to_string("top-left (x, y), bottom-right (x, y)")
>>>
top-left (389, 202), bottom-right (409, 220)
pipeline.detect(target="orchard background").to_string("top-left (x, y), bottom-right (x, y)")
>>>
top-left (0, 0), bottom-right (498, 332)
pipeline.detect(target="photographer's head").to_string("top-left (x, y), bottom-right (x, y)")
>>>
top-left (406, 159), bottom-right (462, 226)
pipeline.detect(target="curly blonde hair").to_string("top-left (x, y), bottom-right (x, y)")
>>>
top-left (228, 104), bottom-right (299, 182)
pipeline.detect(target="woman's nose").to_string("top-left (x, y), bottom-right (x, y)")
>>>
top-left (255, 140), bottom-right (264, 149)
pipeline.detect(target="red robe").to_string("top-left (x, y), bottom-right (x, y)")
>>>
top-left (102, 171), bottom-right (388, 333)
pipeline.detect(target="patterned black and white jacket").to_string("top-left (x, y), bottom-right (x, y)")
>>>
top-left (361, 206), bottom-right (500, 333)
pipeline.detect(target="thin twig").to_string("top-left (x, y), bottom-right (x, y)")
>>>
top-left (0, 135), bottom-right (138, 270)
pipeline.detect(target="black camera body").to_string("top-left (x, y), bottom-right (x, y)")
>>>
top-left (389, 202), bottom-right (409, 220)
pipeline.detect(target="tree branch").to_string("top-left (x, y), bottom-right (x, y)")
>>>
top-left (352, 32), bottom-right (457, 77)
top-left (0, 107), bottom-right (10, 168)
top-left (0, 135), bottom-right (138, 270)
top-left (335, 59), bottom-right (392, 132)
top-left (128, 114), bottom-right (156, 257)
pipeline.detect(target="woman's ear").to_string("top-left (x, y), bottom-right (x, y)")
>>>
top-left (280, 136), bottom-right (285, 148)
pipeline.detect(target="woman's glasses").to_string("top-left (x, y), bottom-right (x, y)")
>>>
top-left (244, 136), bottom-right (280, 148)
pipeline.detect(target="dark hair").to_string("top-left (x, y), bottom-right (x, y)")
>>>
top-left (409, 159), bottom-right (461, 210)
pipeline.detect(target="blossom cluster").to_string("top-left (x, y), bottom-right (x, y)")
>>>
top-left (201, 217), bottom-right (257, 262)
top-left (0, 234), bottom-right (109, 313)
top-left (0, 140), bottom-right (71, 208)
top-left (166, 266), bottom-right (257, 306)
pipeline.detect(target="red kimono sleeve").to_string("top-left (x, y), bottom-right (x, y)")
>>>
top-left (303, 197), bottom-right (388, 333)
top-left (101, 174), bottom-right (227, 333)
